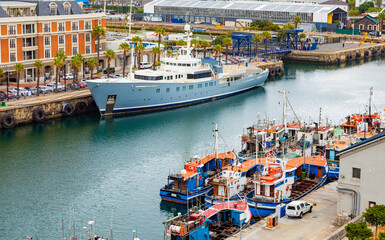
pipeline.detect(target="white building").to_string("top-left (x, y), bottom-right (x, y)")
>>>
top-left (336, 131), bottom-right (385, 218)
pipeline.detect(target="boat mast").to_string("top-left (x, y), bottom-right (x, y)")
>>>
top-left (130, 46), bottom-right (134, 74)
top-left (369, 87), bottom-right (373, 117)
top-left (282, 88), bottom-right (288, 134)
top-left (215, 123), bottom-right (219, 161)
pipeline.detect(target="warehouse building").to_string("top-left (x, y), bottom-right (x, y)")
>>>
top-left (144, 0), bottom-right (347, 25)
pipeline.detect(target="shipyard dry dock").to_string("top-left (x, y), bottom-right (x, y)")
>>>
top-left (0, 90), bottom-right (95, 129)
top-left (228, 182), bottom-right (339, 240)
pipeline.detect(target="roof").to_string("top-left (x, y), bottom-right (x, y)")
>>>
top-left (286, 155), bottom-right (326, 171)
top-left (337, 130), bottom-right (385, 156)
top-left (320, 0), bottom-right (348, 6)
top-left (36, 1), bottom-right (84, 16)
top-left (146, 0), bottom-right (345, 14)
top-left (200, 152), bottom-right (235, 165)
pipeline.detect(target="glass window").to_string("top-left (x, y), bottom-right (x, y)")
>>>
top-left (353, 168), bottom-right (361, 179)
top-left (183, 86), bottom-right (186, 91)
top-left (44, 23), bottom-right (50, 32)
top-left (50, 4), bottom-right (57, 15)
top-left (8, 25), bottom-right (16, 35)
top-left (166, 88), bottom-right (170, 93)
top-left (10, 53), bottom-right (16, 62)
top-left (189, 85), bottom-right (193, 90)
top-left (198, 84), bottom-right (202, 88)
top-left (9, 39), bottom-right (16, 48)
top-left (59, 35), bottom-right (65, 44)
top-left (72, 34), bottom-right (77, 43)
top-left (64, 3), bottom-right (71, 14)
top-left (44, 36), bottom-right (50, 45)
top-left (72, 21), bottom-right (78, 31)
top-left (58, 22), bottom-right (65, 31)
top-left (72, 47), bottom-right (77, 54)
top-left (45, 49), bottom-right (50, 58)
top-left (156, 88), bottom-right (160, 93)
top-left (86, 46), bottom-right (90, 54)
top-left (85, 21), bottom-right (92, 30)
top-left (85, 33), bottom-right (91, 42)
top-left (176, 87), bottom-right (180, 91)
top-left (209, 82), bottom-right (213, 86)
top-left (205, 83), bottom-right (208, 87)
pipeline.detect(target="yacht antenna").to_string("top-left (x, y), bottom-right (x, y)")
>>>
top-left (214, 122), bottom-right (219, 161)
top-left (369, 87), bottom-right (373, 116)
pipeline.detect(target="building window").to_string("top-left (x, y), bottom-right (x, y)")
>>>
top-left (86, 45), bottom-right (90, 54)
top-left (72, 47), bottom-right (77, 54)
top-left (9, 39), bottom-right (16, 48)
top-left (59, 48), bottom-right (64, 52)
top-left (58, 22), bottom-right (65, 31)
top-left (45, 49), bottom-right (50, 58)
top-left (72, 34), bottom-right (77, 43)
top-left (369, 201), bottom-right (376, 208)
top-left (98, 19), bottom-right (101, 26)
top-left (8, 25), bottom-right (16, 35)
top-left (359, 24), bottom-right (363, 30)
top-left (374, 26), bottom-right (377, 31)
top-left (72, 21), bottom-right (78, 31)
top-left (63, 2), bottom-right (71, 14)
top-left (59, 35), bottom-right (65, 44)
top-left (44, 23), bottom-right (50, 32)
top-left (85, 33), bottom-right (91, 42)
top-left (352, 167), bottom-right (361, 179)
top-left (368, 25), bottom-right (372, 31)
top-left (22, 24), bottom-right (35, 34)
top-left (85, 21), bottom-right (91, 30)
top-left (44, 36), bottom-right (50, 45)
top-left (10, 53), bottom-right (16, 62)
top-left (50, 3), bottom-right (57, 15)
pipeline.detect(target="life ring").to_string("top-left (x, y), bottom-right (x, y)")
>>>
top-left (75, 101), bottom-right (87, 114)
top-left (237, 184), bottom-right (240, 189)
top-left (269, 68), bottom-right (276, 77)
top-left (32, 108), bottom-right (45, 122)
top-left (62, 103), bottom-right (74, 116)
top-left (286, 186), bottom-right (289, 191)
top-left (1, 113), bottom-right (16, 129)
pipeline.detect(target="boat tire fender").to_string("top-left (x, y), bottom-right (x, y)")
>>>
top-left (1, 113), bottom-right (16, 129)
top-left (269, 68), bottom-right (276, 76)
top-left (32, 108), bottom-right (45, 122)
top-left (62, 103), bottom-right (74, 116)
top-left (87, 99), bottom-right (98, 112)
top-left (75, 101), bottom-right (87, 114)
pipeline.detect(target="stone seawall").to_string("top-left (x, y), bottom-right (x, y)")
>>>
top-left (0, 90), bottom-right (96, 129)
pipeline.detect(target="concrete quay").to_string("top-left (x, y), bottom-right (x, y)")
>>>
top-left (0, 90), bottom-right (95, 129)
top-left (284, 42), bottom-right (385, 64)
top-left (227, 182), bottom-right (339, 240)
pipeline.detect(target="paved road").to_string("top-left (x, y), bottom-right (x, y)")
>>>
top-left (228, 182), bottom-right (338, 240)
top-left (312, 42), bottom-right (383, 53)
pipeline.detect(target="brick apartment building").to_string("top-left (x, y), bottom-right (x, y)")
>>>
top-left (0, 0), bottom-right (106, 82)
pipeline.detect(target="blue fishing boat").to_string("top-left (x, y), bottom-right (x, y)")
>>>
top-left (160, 152), bottom-right (236, 205)
top-left (86, 24), bottom-right (269, 116)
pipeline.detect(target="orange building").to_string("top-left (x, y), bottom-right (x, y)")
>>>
top-left (0, 1), bottom-right (106, 82)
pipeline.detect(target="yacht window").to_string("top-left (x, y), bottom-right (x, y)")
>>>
top-left (209, 82), bottom-right (213, 86)
top-left (183, 86), bottom-right (186, 91)
top-left (178, 63), bottom-right (181, 66)
top-left (187, 64), bottom-right (191, 67)
top-left (176, 87), bottom-right (180, 91)
top-left (205, 83), bottom-right (208, 87)
top-left (187, 71), bottom-right (212, 79)
top-left (156, 88), bottom-right (160, 93)
top-left (182, 63), bottom-right (187, 66)
top-left (135, 74), bottom-right (163, 81)
top-left (189, 85), bottom-right (193, 90)
top-left (170, 76), bottom-right (173, 80)
top-left (166, 88), bottom-right (170, 93)
top-left (198, 84), bottom-right (202, 88)
top-left (173, 63), bottom-right (176, 66)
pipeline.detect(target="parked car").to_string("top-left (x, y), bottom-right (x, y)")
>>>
top-left (103, 67), bottom-right (115, 74)
top-left (92, 76), bottom-right (102, 79)
top-left (63, 73), bottom-right (74, 80)
top-left (24, 87), bottom-right (37, 95)
top-left (114, 74), bottom-right (124, 78)
top-left (140, 62), bottom-right (152, 69)
top-left (286, 201), bottom-right (312, 218)
top-left (12, 87), bottom-right (28, 96)
top-left (38, 86), bottom-right (51, 94)
top-left (68, 83), bottom-right (80, 90)
top-left (75, 81), bottom-right (87, 88)
top-left (8, 90), bottom-right (17, 98)
top-left (0, 91), bottom-right (5, 100)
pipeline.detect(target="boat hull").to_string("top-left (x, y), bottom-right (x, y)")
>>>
top-left (87, 70), bottom-right (269, 116)
top-left (160, 184), bottom-right (213, 205)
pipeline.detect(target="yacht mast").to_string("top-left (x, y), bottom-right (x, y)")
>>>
top-left (283, 88), bottom-right (288, 134)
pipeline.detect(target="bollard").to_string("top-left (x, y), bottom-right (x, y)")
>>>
top-left (1, 101), bottom-right (5, 107)
top-left (37, 97), bottom-right (41, 100)
top-left (346, 47), bottom-right (348, 50)
top-left (327, 49), bottom-right (329, 53)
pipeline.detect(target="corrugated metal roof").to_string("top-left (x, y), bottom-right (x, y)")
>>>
top-left (149, 0), bottom-right (342, 14)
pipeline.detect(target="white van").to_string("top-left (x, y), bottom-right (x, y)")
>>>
top-left (140, 62), bottom-right (152, 69)
top-left (286, 201), bottom-right (312, 218)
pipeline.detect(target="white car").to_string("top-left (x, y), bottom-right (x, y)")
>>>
top-left (13, 87), bottom-right (28, 96)
top-left (140, 62), bottom-right (152, 69)
top-left (286, 201), bottom-right (312, 218)
top-left (64, 73), bottom-right (73, 80)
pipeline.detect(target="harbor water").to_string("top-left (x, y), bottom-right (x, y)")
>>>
top-left (1, 59), bottom-right (385, 239)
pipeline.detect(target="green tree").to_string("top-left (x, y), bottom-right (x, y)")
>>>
top-left (191, 39), bottom-right (200, 57)
top-left (51, 57), bottom-right (63, 92)
top-left (299, 33), bottom-right (307, 48)
top-left (367, 7), bottom-right (382, 12)
top-left (349, 8), bottom-right (360, 16)
top-left (119, 42), bottom-right (131, 77)
top-left (359, 2), bottom-right (374, 13)
top-left (166, 49), bottom-right (173, 58)
top-left (293, 16), bottom-right (302, 28)
top-left (345, 222), bottom-right (373, 240)
top-left (132, 36), bottom-right (143, 68)
top-left (200, 40), bottom-right (210, 58)
top-left (379, 232), bottom-right (385, 240)
top-left (222, 37), bottom-right (232, 63)
top-left (150, 46), bottom-right (161, 70)
top-left (155, 27), bottom-right (165, 61)
top-left (363, 205), bottom-right (385, 239)
top-left (91, 25), bottom-right (106, 69)
top-left (0, 68), bottom-right (4, 86)
top-left (213, 44), bottom-right (222, 61)
top-left (70, 53), bottom-right (83, 89)
top-left (56, 50), bottom-right (67, 91)
top-left (135, 44), bottom-right (145, 70)
top-left (87, 58), bottom-right (99, 80)
top-left (282, 22), bottom-right (295, 30)
top-left (177, 39), bottom-right (186, 46)
top-left (253, 34), bottom-right (262, 57)
top-left (104, 49), bottom-right (116, 78)
top-left (379, 12), bottom-right (385, 32)
top-left (15, 63), bottom-right (24, 98)
top-left (212, 35), bottom-right (226, 46)
top-left (33, 60), bottom-right (44, 96)
top-left (348, 0), bottom-right (356, 8)
top-left (262, 31), bottom-right (272, 57)
top-left (375, 0), bottom-right (382, 8)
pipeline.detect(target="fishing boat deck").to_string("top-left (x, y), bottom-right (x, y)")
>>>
top-left (210, 222), bottom-right (240, 240)
top-left (290, 179), bottom-right (319, 200)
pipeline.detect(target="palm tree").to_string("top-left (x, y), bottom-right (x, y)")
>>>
top-left (33, 60), bottom-right (44, 96)
top-left (177, 39), bottom-right (186, 46)
top-left (213, 44), bottom-right (223, 61)
top-left (378, 12), bottom-right (385, 33)
top-left (87, 58), bottom-right (99, 80)
top-left (119, 42), bottom-right (131, 77)
top-left (262, 31), bottom-right (272, 58)
top-left (132, 36), bottom-right (143, 68)
top-left (51, 57), bottom-right (63, 92)
top-left (200, 40), bottom-right (210, 58)
top-left (191, 39), bottom-right (200, 57)
top-left (298, 33), bottom-right (307, 49)
top-left (91, 25), bottom-right (106, 70)
top-left (55, 50), bottom-right (67, 91)
top-left (166, 50), bottom-right (173, 58)
top-left (135, 44), bottom-right (145, 70)
top-left (155, 27), bottom-right (166, 48)
top-left (252, 34), bottom-right (262, 58)
top-left (151, 46), bottom-right (161, 70)
top-left (15, 63), bottom-right (24, 98)
top-left (222, 37), bottom-right (232, 63)
top-left (104, 49), bottom-right (116, 78)
top-left (70, 53), bottom-right (83, 89)
top-left (293, 16), bottom-right (302, 29)
top-left (0, 68), bottom-right (5, 86)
